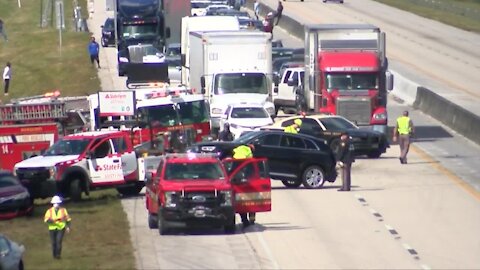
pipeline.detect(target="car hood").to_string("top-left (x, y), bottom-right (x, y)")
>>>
top-left (0, 185), bottom-right (28, 199)
top-left (347, 128), bottom-right (382, 138)
top-left (161, 180), bottom-right (231, 191)
top-left (15, 155), bottom-right (80, 168)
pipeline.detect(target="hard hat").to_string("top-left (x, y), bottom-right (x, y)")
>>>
top-left (267, 12), bottom-right (274, 18)
top-left (294, 119), bottom-right (302, 126)
top-left (51, 195), bottom-right (63, 204)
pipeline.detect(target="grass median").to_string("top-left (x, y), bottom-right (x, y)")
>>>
top-left (373, 0), bottom-right (480, 33)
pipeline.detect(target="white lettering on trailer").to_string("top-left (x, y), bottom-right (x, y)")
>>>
top-left (15, 133), bottom-right (55, 145)
top-left (0, 136), bottom-right (13, 143)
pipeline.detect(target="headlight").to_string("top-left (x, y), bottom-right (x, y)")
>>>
top-left (220, 190), bottom-right (232, 206)
top-left (373, 112), bottom-right (387, 120)
top-left (164, 191), bottom-right (177, 208)
top-left (265, 107), bottom-right (275, 115)
top-left (48, 166), bottom-right (57, 179)
top-left (211, 108), bottom-right (223, 115)
top-left (119, 57), bottom-right (129, 63)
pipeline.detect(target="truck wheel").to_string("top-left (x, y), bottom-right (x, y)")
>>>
top-left (158, 210), bottom-right (169, 235)
top-left (69, 178), bottom-right (82, 201)
top-left (281, 180), bottom-right (302, 188)
top-left (148, 213), bottom-right (158, 229)
top-left (224, 216), bottom-right (236, 234)
top-left (302, 165), bottom-right (326, 189)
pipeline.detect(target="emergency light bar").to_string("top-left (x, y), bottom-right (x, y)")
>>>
top-left (165, 153), bottom-right (218, 159)
top-left (12, 90), bottom-right (61, 103)
top-left (145, 88), bottom-right (195, 99)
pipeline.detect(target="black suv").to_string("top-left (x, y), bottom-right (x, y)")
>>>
top-left (189, 130), bottom-right (337, 189)
top-left (101, 18), bottom-right (115, 47)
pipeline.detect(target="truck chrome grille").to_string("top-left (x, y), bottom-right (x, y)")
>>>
top-left (16, 168), bottom-right (49, 180)
top-left (182, 191), bottom-right (219, 208)
top-left (336, 97), bottom-right (372, 126)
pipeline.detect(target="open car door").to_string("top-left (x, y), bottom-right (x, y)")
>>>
top-left (223, 158), bottom-right (271, 214)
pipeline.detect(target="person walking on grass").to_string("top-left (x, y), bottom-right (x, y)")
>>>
top-left (88, 36), bottom-right (100, 68)
top-left (3, 62), bottom-right (11, 96)
top-left (44, 195), bottom-right (72, 259)
top-left (393, 110), bottom-right (415, 164)
top-left (0, 19), bottom-right (7, 42)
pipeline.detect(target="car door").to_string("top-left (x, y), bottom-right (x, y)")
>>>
top-left (278, 134), bottom-right (306, 178)
top-left (278, 69), bottom-right (293, 101)
top-left (223, 158), bottom-right (271, 214)
top-left (249, 133), bottom-right (283, 176)
top-left (146, 159), bottom-right (164, 214)
top-left (112, 136), bottom-right (137, 181)
top-left (87, 138), bottom-right (125, 184)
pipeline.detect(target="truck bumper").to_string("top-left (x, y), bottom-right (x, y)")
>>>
top-left (161, 206), bottom-right (235, 228)
top-left (360, 124), bottom-right (388, 135)
top-left (20, 178), bottom-right (57, 199)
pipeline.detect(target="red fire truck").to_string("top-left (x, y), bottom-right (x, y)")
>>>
top-left (298, 24), bottom-right (394, 134)
top-left (0, 92), bottom-right (88, 171)
top-left (88, 86), bottom-right (211, 152)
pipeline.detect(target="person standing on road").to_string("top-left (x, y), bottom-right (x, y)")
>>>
top-left (284, 118), bottom-right (302, 134)
top-left (393, 110), bottom-right (415, 164)
top-left (232, 144), bottom-right (256, 227)
top-left (88, 36), bottom-right (100, 68)
top-left (218, 122), bottom-right (234, 142)
top-left (44, 195), bottom-right (71, 259)
top-left (254, 0), bottom-right (260, 20)
top-left (0, 19), bottom-right (7, 42)
top-left (275, 1), bottom-right (283, 25)
top-left (336, 133), bottom-right (354, 192)
top-left (263, 12), bottom-right (275, 37)
top-left (3, 62), bottom-right (11, 96)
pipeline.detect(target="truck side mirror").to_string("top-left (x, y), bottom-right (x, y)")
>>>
top-left (146, 172), bottom-right (155, 185)
top-left (165, 27), bottom-right (171, 39)
top-left (85, 150), bottom-right (93, 159)
top-left (287, 78), bottom-right (298, 87)
top-left (181, 54), bottom-right (186, 67)
top-left (200, 76), bottom-right (206, 94)
top-left (386, 71), bottom-right (394, 91)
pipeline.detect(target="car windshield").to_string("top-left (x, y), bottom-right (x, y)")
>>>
top-left (0, 175), bottom-right (18, 188)
top-left (231, 107), bottom-right (269, 118)
top-left (164, 162), bottom-right (225, 180)
top-left (233, 131), bottom-right (261, 144)
top-left (319, 117), bottom-right (358, 131)
top-left (325, 73), bottom-right (378, 91)
top-left (138, 100), bottom-right (209, 127)
top-left (104, 19), bottom-right (114, 29)
top-left (44, 139), bottom-right (91, 156)
top-left (166, 45), bottom-right (181, 57)
top-left (214, 73), bottom-right (268, 95)
top-left (122, 24), bottom-right (158, 39)
top-left (192, 2), bottom-right (210, 8)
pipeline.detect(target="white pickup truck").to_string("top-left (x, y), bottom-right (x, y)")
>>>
top-left (273, 67), bottom-right (304, 114)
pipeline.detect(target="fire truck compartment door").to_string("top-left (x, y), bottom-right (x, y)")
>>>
top-left (87, 139), bottom-right (125, 184)
top-left (224, 158), bottom-right (272, 214)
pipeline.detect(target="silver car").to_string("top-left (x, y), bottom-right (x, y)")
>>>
top-left (0, 234), bottom-right (25, 270)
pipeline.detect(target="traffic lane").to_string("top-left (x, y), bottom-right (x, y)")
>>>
top-left (388, 97), bottom-right (480, 192)
top-left (121, 194), bottom-right (267, 270)
top-left (247, 145), bottom-right (480, 269)
top-left (260, 0), bottom-right (480, 113)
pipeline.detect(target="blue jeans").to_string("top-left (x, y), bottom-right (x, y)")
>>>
top-left (49, 229), bottom-right (65, 258)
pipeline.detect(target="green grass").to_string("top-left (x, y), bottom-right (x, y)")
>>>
top-left (0, 0), bottom-right (100, 104)
top-left (0, 190), bottom-right (135, 270)
top-left (373, 0), bottom-right (480, 33)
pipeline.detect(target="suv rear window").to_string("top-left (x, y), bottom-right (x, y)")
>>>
top-left (164, 162), bottom-right (225, 180)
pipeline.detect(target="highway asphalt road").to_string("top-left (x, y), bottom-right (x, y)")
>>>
top-left (86, 0), bottom-right (480, 268)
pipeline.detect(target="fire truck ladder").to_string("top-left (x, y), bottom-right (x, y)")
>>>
top-left (0, 102), bottom-right (67, 122)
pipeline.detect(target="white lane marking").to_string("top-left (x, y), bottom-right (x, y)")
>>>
top-left (253, 226), bottom-right (280, 270)
top-left (420, 264), bottom-right (431, 270)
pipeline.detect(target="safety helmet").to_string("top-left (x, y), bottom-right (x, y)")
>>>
top-left (51, 195), bottom-right (63, 204)
top-left (267, 12), bottom-right (274, 18)
top-left (294, 119), bottom-right (302, 126)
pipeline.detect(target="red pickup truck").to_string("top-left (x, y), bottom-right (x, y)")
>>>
top-left (145, 153), bottom-right (272, 234)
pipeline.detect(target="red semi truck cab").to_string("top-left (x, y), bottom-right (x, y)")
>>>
top-left (145, 153), bottom-right (271, 235)
top-left (300, 24), bottom-right (393, 134)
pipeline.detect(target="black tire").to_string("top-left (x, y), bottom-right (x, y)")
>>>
top-left (224, 216), bottom-right (236, 234)
top-left (281, 180), bottom-right (302, 188)
top-left (330, 138), bottom-right (341, 157)
top-left (148, 213), bottom-right (158, 229)
top-left (69, 178), bottom-right (82, 201)
top-left (158, 210), bottom-right (169, 235)
top-left (367, 150), bottom-right (382, 159)
top-left (302, 165), bottom-right (326, 189)
top-left (116, 183), bottom-right (143, 197)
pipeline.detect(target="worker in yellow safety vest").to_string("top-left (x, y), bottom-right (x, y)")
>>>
top-left (284, 118), bottom-right (302, 134)
top-left (393, 110), bottom-right (415, 164)
top-left (44, 195), bottom-right (72, 259)
top-left (232, 144), bottom-right (256, 227)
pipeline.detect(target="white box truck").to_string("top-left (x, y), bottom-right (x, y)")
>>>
top-left (188, 30), bottom-right (275, 132)
top-left (180, 16), bottom-right (240, 86)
